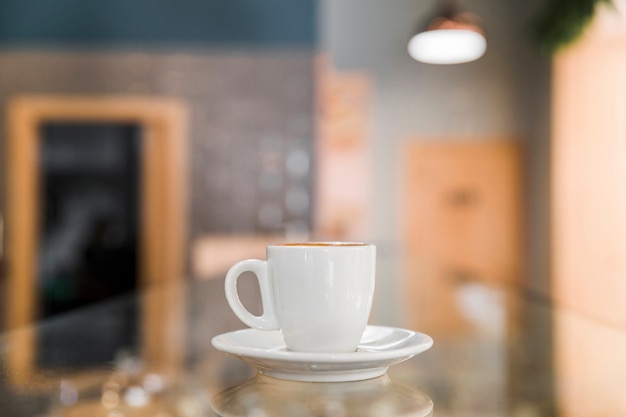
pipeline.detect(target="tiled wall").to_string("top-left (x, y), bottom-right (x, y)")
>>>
top-left (0, 50), bottom-right (315, 254)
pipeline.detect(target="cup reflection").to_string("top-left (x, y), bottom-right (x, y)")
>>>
top-left (211, 373), bottom-right (433, 417)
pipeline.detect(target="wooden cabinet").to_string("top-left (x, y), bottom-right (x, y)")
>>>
top-left (401, 139), bottom-right (523, 336)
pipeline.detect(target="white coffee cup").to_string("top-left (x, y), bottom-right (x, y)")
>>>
top-left (224, 242), bottom-right (376, 353)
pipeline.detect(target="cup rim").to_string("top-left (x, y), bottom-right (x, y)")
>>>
top-left (268, 242), bottom-right (374, 248)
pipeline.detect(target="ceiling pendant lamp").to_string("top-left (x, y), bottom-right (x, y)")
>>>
top-left (407, 0), bottom-right (487, 65)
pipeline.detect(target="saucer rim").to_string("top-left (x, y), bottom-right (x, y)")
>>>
top-left (211, 324), bottom-right (433, 363)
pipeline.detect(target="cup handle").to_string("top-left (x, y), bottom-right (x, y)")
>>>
top-left (224, 259), bottom-right (279, 330)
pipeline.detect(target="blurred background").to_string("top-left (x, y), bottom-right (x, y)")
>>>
top-left (0, 0), bottom-right (625, 416)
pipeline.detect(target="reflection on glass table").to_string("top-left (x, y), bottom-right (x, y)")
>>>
top-left (212, 373), bottom-right (433, 417)
top-left (45, 354), bottom-right (210, 417)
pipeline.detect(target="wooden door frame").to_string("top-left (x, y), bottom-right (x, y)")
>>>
top-left (4, 95), bottom-right (188, 386)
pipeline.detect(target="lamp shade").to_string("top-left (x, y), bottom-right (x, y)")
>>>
top-left (408, 3), bottom-right (486, 64)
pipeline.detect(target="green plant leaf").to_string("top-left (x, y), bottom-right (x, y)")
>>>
top-left (532, 0), bottom-right (613, 55)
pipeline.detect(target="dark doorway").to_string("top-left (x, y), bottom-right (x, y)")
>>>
top-left (36, 122), bottom-right (142, 368)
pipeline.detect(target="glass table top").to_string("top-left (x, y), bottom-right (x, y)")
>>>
top-left (0, 260), bottom-right (612, 417)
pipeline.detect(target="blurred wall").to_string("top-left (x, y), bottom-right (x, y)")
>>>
top-left (0, 51), bottom-right (315, 237)
top-left (0, 1), bottom-right (318, 281)
top-left (319, 0), bottom-right (551, 295)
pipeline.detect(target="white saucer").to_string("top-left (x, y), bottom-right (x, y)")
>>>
top-left (211, 325), bottom-right (433, 382)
